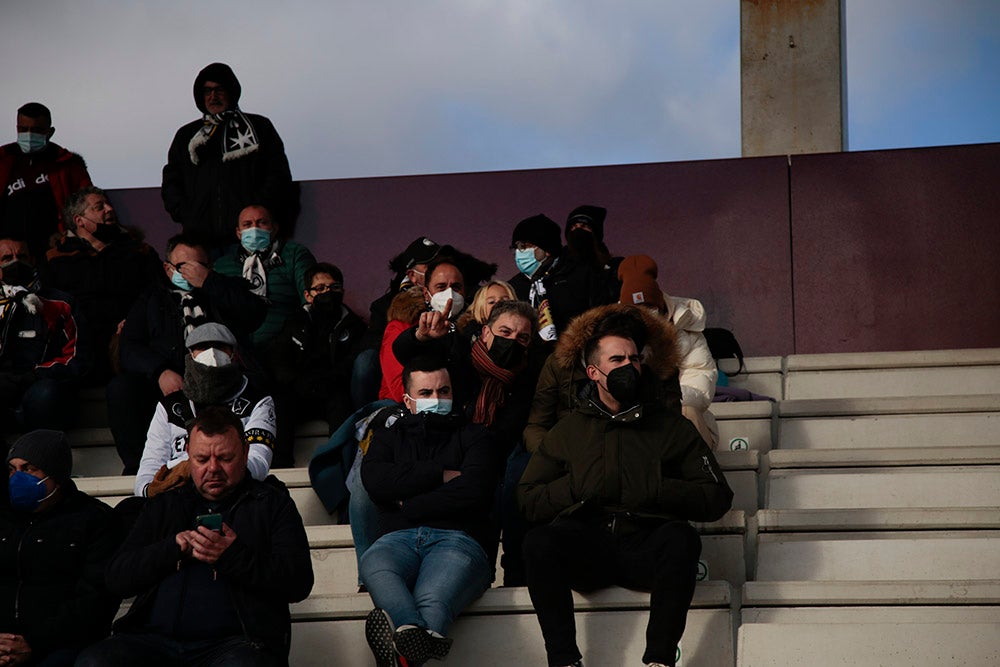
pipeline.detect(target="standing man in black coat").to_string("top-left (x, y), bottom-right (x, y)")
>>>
top-left (161, 63), bottom-right (296, 251)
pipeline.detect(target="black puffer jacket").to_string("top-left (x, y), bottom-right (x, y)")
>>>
top-left (108, 476), bottom-right (313, 653)
top-left (0, 484), bottom-right (121, 657)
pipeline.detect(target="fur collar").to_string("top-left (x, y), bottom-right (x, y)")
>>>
top-left (552, 304), bottom-right (681, 380)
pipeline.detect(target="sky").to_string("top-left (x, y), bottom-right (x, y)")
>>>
top-left (1, 0), bottom-right (997, 190)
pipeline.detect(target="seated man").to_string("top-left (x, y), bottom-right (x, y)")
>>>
top-left (109, 233), bottom-right (266, 473)
top-left (360, 357), bottom-right (499, 667)
top-left (213, 203), bottom-right (316, 348)
top-left (518, 315), bottom-right (733, 667)
top-left (265, 261), bottom-right (366, 435)
top-left (77, 407), bottom-right (313, 667)
top-left (0, 238), bottom-right (89, 434)
top-left (44, 186), bottom-right (160, 382)
top-left (134, 323), bottom-right (276, 497)
top-left (1, 430), bottom-right (120, 666)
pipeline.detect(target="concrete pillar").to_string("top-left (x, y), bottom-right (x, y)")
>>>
top-left (741, 0), bottom-right (847, 156)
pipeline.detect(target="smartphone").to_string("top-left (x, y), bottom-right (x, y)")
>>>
top-left (195, 513), bottom-right (223, 532)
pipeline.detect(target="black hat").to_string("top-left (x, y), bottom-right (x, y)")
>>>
top-left (7, 430), bottom-right (73, 484)
top-left (511, 214), bottom-right (562, 256)
top-left (390, 237), bottom-right (441, 273)
top-left (194, 63), bottom-right (242, 113)
top-left (566, 205), bottom-right (607, 243)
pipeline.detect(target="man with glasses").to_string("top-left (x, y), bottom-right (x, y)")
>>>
top-left (265, 262), bottom-right (366, 435)
top-left (107, 233), bottom-right (266, 473)
top-left (161, 63), bottom-right (295, 251)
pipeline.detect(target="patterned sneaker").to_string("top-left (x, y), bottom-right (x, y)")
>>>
top-left (365, 608), bottom-right (404, 667)
top-left (393, 626), bottom-right (453, 663)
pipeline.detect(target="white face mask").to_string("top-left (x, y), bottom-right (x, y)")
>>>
top-left (192, 347), bottom-right (233, 368)
top-left (429, 287), bottom-right (464, 319)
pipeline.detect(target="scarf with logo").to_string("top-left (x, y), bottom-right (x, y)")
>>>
top-left (188, 108), bottom-right (259, 165)
top-left (239, 240), bottom-right (284, 301)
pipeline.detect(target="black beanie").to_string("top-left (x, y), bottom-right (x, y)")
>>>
top-left (193, 63), bottom-right (242, 113)
top-left (566, 205), bottom-right (607, 243)
top-left (7, 430), bottom-right (73, 484)
top-left (511, 214), bottom-right (562, 256)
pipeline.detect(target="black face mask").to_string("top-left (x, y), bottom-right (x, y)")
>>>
top-left (91, 223), bottom-right (121, 244)
top-left (0, 260), bottom-right (37, 288)
top-left (487, 334), bottom-right (527, 370)
top-left (597, 363), bottom-right (641, 408)
top-left (312, 290), bottom-right (343, 313)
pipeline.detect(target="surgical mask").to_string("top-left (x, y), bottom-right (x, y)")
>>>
top-left (429, 288), bottom-right (464, 319)
top-left (192, 347), bottom-right (232, 368)
top-left (8, 471), bottom-right (55, 511)
top-left (170, 269), bottom-right (192, 291)
top-left (241, 228), bottom-right (271, 253)
top-left (407, 395), bottom-right (453, 416)
top-left (0, 260), bottom-right (37, 288)
top-left (17, 132), bottom-right (47, 154)
top-left (594, 363), bottom-right (641, 408)
top-left (487, 333), bottom-right (527, 369)
top-left (91, 223), bottom-right (120, 244)
top-left (515, 249), bottom-right (541, 277)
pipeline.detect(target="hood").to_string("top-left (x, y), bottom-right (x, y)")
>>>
top-left (552, 303), bottom-right (681, 380)
top-left (193, 62), bottom-right (242, 113)
top-left (387, 286), bottom-right (427, 325)
top-left (665, 293), bottom-right (707, 332)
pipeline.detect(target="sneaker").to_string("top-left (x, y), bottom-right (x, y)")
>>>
top-left (393, 626), bottom-right (453, 663)
top-left (365, 608), bottom-right (403, 667)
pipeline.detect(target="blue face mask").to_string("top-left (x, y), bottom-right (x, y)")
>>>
top-left (170, 268), bottom-right (192, 291)
top-left (240, 228), bottom-right (271, 253)
top-left (515, 248), bottom-right (541, 277)
top-left (17, 132), bottom-right (47, 154)
top-left (408, 396), bottom-right (453, 416)
top-left (8, 471), bottom-right (54, 512)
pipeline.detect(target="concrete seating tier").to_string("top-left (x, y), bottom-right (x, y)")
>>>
top-left (718, 356), bottom-right (783, 399)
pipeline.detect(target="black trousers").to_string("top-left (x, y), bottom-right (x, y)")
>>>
top-left (106, 373), bottom-right (159, 474)
top-left (522, 517), bottom-right (701, 666)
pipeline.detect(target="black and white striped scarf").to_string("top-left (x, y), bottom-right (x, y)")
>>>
top-left (188, 108), bottom-right (259, 165)
top-left (174, 289), bottom-right (208, 337)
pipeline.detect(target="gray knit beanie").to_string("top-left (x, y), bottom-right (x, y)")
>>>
top-left (6, 430), bottom-right (73, 483)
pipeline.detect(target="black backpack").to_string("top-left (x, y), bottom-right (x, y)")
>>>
top-left (703, 327), bottom-right (745, 376)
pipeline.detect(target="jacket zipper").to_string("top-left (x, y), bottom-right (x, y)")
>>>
top-left (702, 455), bottom-right (720, 484)
top-left (14, 520), bottom-right (32, 622)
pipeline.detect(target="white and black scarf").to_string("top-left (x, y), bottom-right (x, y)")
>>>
top-left (173, 289), bottom-right (208, 337)
top-left (188, 109), bottom-right (259, 165)
top-left (240, 241), bottom-right (284, 301)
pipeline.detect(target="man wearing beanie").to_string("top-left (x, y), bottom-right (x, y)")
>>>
top-left (161, 62), bottom-right (295, 250)
top-left (618, 254), bottom-right (720, 448)
top-left (509, 213), bottom-right (614, 342)
top-left (0, 430), bottom-right (121, 665)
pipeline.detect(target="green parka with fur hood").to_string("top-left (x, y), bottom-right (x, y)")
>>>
top-left (517, 304), bottom-right (732, 527)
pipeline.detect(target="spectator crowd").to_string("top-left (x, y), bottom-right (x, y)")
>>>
top-left (0, 63), bottom-right (731, 667)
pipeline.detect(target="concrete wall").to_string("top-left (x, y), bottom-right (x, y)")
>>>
top-left (108, 142), bottom-right (1000, 357)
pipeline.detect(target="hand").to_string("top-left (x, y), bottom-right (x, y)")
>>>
top-left (175, 531), bottom-right (194, 555)
top-left (180, 262), bottom-right (210, 289)
top-left (116, 319), bottom-right (126, 335)
top-left (0, 633), bottom-right (32, 665)
top-left (415, 305), bottom-right (451, 341)
top-left (187, 523), bottom-right (237, 564)
top-left (442, 469), bottom-right (462, 483)
top-left (158, 369), bottom-right (185, 396)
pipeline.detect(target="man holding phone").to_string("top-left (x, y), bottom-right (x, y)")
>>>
top-left (77, 406), bottom-right (313, 666)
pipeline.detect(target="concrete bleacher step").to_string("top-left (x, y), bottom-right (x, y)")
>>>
top-left (291, 583), bottom-right (736, 667)
top-left (776, 394), bottom-right (1000, 450)
top-left (783, 348), bottom-right (1000, 400)
top-left (719, 356), bottom-right (784, 400)
top-left (767, 445), bottom-right (1000, 468)
top-left (713, 401), bottom-right (774, 452)
top-left (757, 507), bottom-right (1000, 532)
top-left (742, 580), bottom-right (1000, 607)
top-left (765, 465), bottom-right (1000, 509)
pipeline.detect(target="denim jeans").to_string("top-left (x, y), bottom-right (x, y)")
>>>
top-left (348, 462), bottom-right (380, 586)
top-left (359, 527), bottom-right (491, 636)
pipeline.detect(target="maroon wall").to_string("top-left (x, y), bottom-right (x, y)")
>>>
top-left (108, 142), bottom-right (999, 357)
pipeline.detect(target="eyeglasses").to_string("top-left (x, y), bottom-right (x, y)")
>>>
top-left (307, 283), bottom-right (343, 294)
top-left (512, 242), bottom-right (538, 251)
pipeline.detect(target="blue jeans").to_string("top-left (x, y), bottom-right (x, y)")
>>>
top-left (348, 462), bottom-right (380, 586)
top-left (359, 527), bottom-right (491, 636)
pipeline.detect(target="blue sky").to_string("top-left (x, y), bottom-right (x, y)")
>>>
top-left (1, 0), bottom-right (997, 189)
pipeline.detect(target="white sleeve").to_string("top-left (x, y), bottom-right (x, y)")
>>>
top-left (134, 403), bottom-right (173, 497)
top-left (677, 330), bottom-right (718, 411)
top-left (243, 395), bottom-right (277, 481)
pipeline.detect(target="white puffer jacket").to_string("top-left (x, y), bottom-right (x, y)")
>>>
top-left (664, 293), bottom-right (717, 411)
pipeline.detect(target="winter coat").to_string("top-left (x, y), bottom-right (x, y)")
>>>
top-left (517, 373), bottom-right (733, 530)
top-left (362, 411), bottom-right (500, 556)
top-left (0, 287), bottom-right (89, 379)
top-left (523, 304), bottom-right (682, 453)
top-left (213, 240), bottom-right (316, 346)
top-left (0, 484), bottom-right (120, 657)
top-left (108, 477), bottom-right (313, 653)
top-left (663, 293), bottom-right (717, 411)
top-left (119, 273), bottom-right (266, 381)
top-left (378, 288), bottom-right (427, 402)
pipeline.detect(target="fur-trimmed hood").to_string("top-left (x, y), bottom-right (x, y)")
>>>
top-left (386, 286), bottom-right (427, 325)
top-left (552, 304), bottom-right (681, 380)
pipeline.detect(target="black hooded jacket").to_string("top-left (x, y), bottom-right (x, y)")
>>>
top-left (161, 63), bottom-right (295, 249)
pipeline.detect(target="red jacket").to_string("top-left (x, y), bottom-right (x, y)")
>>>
top-left (0, 142), bottom-right (92, 232)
